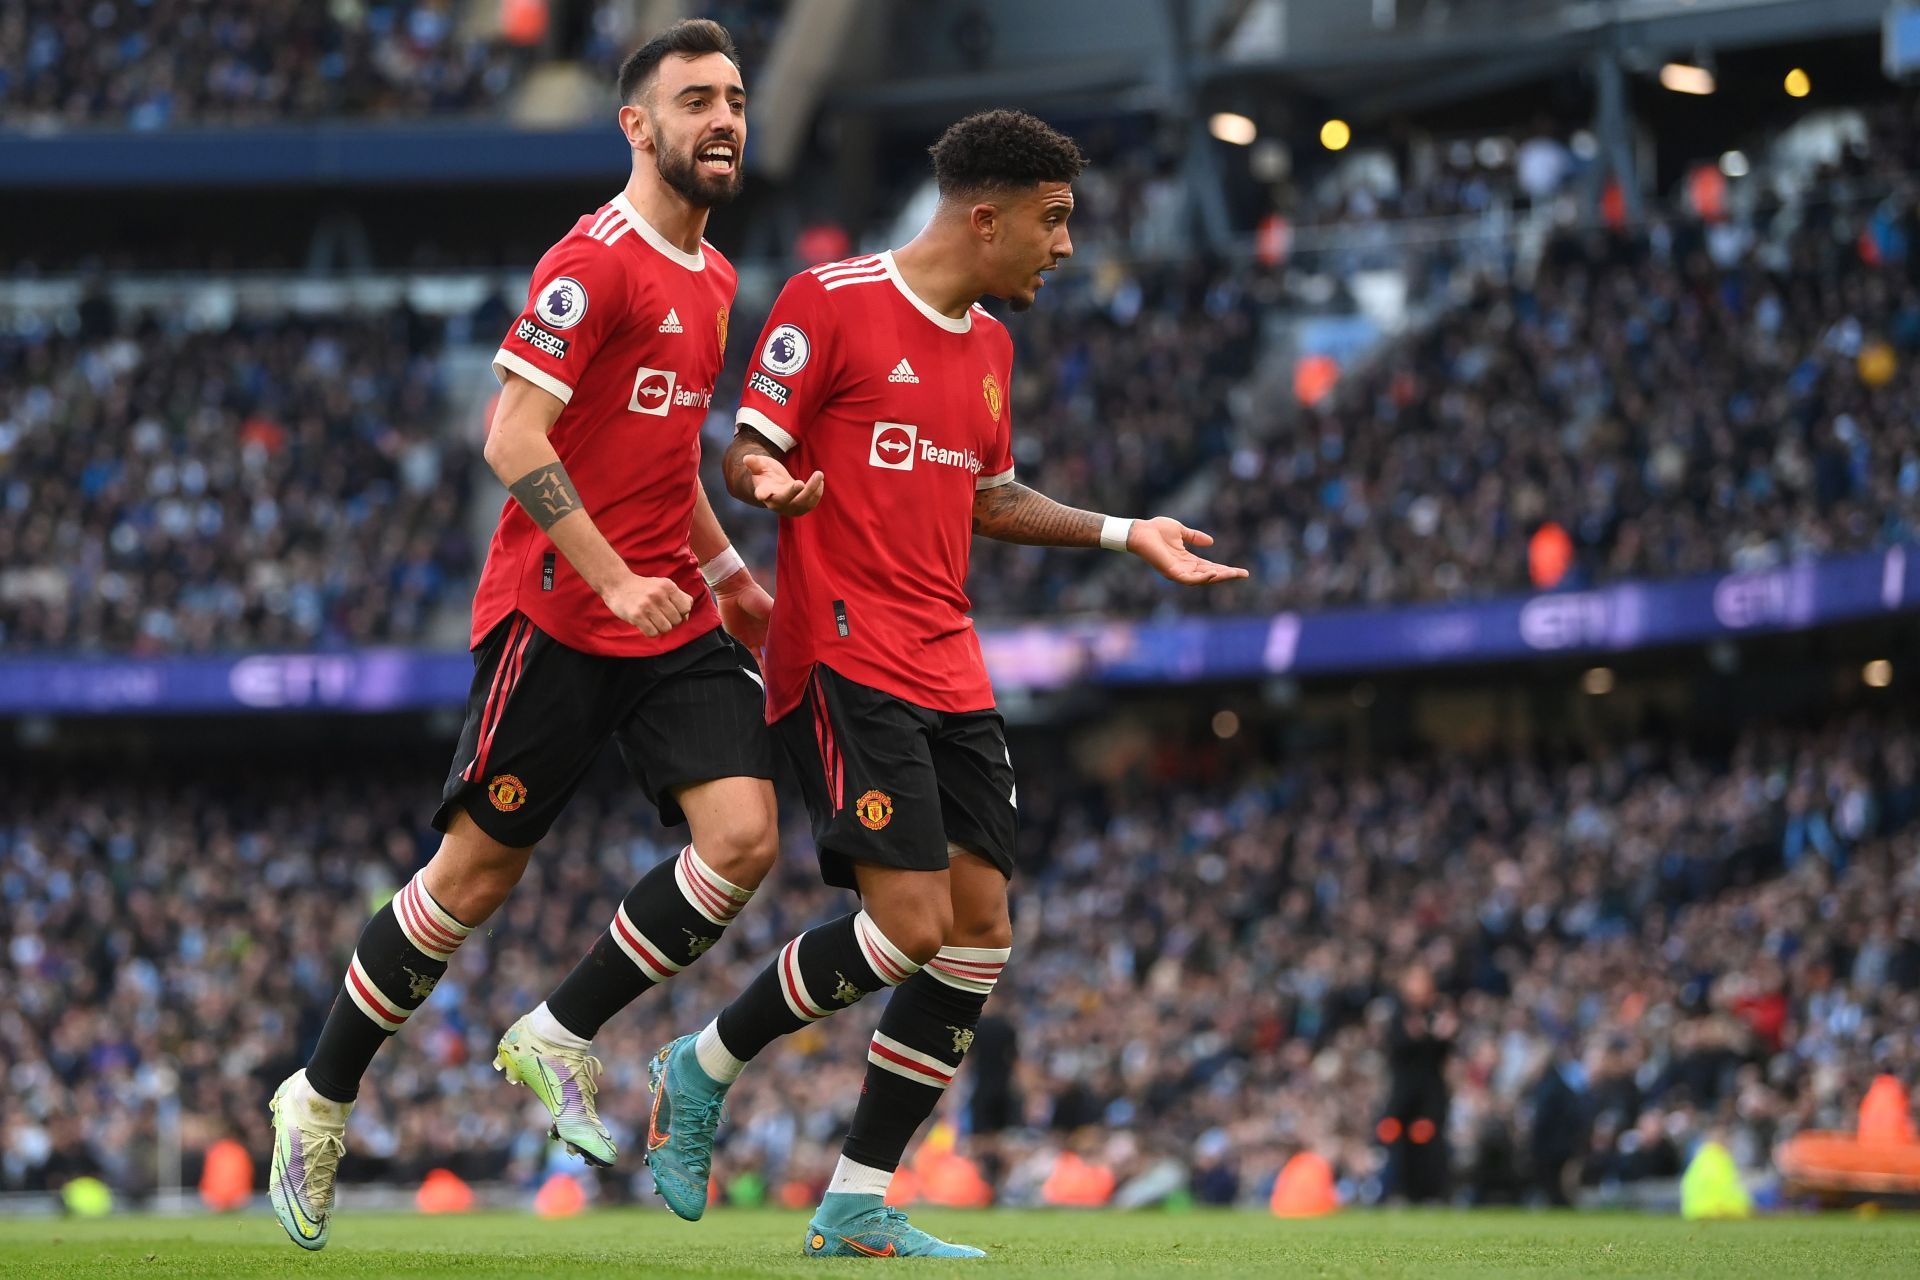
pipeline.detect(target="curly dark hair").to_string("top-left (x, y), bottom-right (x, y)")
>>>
top-left (929, 109), bottom-right (1086, 199)
top-left (618, 19), bottom-right (739, 103)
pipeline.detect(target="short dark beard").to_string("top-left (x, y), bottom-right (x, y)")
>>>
top-left (656, 137), bottom-right (743, 208)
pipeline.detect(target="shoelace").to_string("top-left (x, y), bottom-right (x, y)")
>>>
top-left (550, 1050), bottom-right (606, 1118)
top-left (301, 1130), bottom-right (348, 1207)
top-left (684, 1094), bottom-right (728, 1173)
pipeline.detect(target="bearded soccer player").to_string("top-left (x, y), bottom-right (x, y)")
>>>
top-left (643, 110), bottom-right (1247, 1258)
top-left (268, 22), bottom-right (779, 1250)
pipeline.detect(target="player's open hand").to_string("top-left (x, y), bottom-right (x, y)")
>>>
top-left (711, 565), bottom-right (773, 657)
top-left (603, 572), bottom-right (695, 637)
top-left (741, 453), bottom-right (825, 516)
top-left (1130, 516), bottom-right (1250, 586)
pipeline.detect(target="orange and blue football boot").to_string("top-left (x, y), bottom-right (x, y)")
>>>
top-left (644, 1034), bottom-right (731, 1220)
top-left (803, 1194), bottom-right (986, 1259)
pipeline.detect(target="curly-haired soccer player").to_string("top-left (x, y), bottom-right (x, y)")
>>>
top-left (644, 109), bottom-right (1248, 1258)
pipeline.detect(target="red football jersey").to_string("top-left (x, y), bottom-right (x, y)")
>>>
top-left (475, 193), bottom-right (735, 656)
top-left (736, 252), bottom-right (1016, 720)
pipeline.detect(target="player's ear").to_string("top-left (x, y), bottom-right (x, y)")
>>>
top-left (971, 202), bottom-right (998, 243)
top-left (619, 102), bottom-right (653, 154)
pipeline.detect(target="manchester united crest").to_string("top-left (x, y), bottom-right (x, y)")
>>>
top-left (855, 788), bottom-right (894, 831)
top-left (982, 373), bottom-right (1003, 423)
top-left (487, 773), bottom-right (528, 812)
top-left (716, 307), bottom-right (730, 355)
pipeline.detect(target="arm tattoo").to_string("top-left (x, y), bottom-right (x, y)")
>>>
top-left (971, 481), bottom-right (1104, 547)
top-left (508, 462), bottom-right (583, 531)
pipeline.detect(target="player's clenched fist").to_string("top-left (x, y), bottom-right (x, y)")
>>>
top-left (741, 453), bottom-right (825, 516)
top-left (711, 565), bottom-right (773, 657)
top-left (602, 572), bottom-right (695, 637)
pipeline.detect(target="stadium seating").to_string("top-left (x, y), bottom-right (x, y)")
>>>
top-left (0, 309), bottom-right (474, 652)
top-left (0, 1), bottom-right (793, 130)
top-left (0, 0), bottom-right (530, 127)
top-left (10, 125), bottom-right (1920, 652)
top-left (3, 711), bottom-right (1911, 1205)
top-left (971, 203), bottom-right (1920, 619)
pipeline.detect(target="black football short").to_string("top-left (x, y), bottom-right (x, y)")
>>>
top-left (433, 613), bottom-right (773, 847)
top-left (773, 664), bottom-right (1017, 891)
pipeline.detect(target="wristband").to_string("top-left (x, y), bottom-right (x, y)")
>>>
top-left (1099, 516), bottom-right (1136, 553)
top-left (700, 545), bottom-right (746, 587)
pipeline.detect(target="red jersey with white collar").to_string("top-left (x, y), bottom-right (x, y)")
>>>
top-left (475, 192), bottom-right (735, 656)
top-left (736, 252), bottom-right (1016, 719)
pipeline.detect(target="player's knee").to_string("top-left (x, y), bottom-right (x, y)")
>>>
top-left (946, 910), bottom-right (1012, 951)
top-left (866, 898), bottom-right (951, 968)
top-left (694, 818), bottom-right (778, 890)
top-left (423, 826), bottom-right (530, 925)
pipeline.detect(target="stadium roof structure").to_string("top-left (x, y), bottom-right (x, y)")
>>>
top-left (1206, 0), bottom-right (1887, 120)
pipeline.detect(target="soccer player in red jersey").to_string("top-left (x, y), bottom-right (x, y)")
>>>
top-left (643, 110), bottom-right (1246, 1257)
top-left (267, 22), bottom-right (781, 1251)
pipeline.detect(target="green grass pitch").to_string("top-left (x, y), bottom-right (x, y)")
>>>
top-left (2, 1207), bottom-right (1916, 1278)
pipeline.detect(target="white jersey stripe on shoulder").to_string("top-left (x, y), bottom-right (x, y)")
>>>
top-left (813, 265), bottom-right (889, 286)
top-left (590, 214), bottom-right (630, 244)
top-left (821, 273), bottom-right (891, 292)
top-left (588, 205), bottom-right (622, 239)
top-left (588, 210), bottom-right (629, 243)
top-left (810, 255), bottom-right (883, 278)
top-left (814, 253), bottom-right (883, 269)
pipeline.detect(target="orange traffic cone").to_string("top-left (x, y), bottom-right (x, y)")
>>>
top-left (534, 1172), bottom-right (587, 1217)
top-left (920, 1149), bottom-right (993, 1208)
top-left (198, 1138), bottom-right (253, 1212)
top-left (417, 1168), bottom-right (474, 1214)
top-left (1040, 1151), bottom-right (1116, 1207)
top-left (1858, 1075), bottom-right (1917, 1146)
top-left (1270, 1152), bottom-right (1338, 1218)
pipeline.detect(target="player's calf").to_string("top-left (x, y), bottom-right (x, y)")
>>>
top-left (542, 843), bottom-right (757, 1042)
top-left (504, 843), bottom-right (756, 1168)
top-left (827, 944), bottom-right (1008, 1211)
top-left (647, 909), bottom-right (922, 1220)
top-left (303, 867), bottom-right (478, 1105)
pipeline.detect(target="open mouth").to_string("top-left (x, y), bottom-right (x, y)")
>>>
top-left (697, 142), bottom-right (736, 174)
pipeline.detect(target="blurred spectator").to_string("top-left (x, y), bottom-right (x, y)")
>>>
top-left (1382, 965), bottom-right (1454, 1203)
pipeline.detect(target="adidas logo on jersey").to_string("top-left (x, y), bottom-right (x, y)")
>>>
top-left (659, 309), bottom-right (684, 333)
top-left (887, 358), bottom-right (919, 384)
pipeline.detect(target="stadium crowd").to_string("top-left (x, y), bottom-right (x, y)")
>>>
top-left (979, 198), bottom-right (1920, 620)
top-left (0, 1), bottom-right (791, 130)
top-left (0, 0), bottom-right (530, 128)
top-left (3, 709), bottom-right (1913, 1206)
top-left (11, 91), bottom-right (1920, 649)
top-left (16, 197), bottom-right (1913, 652)
top-left (0, 306), bottom-right (473, 652)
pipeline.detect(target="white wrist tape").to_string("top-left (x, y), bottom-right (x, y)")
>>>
top-left (1100, 516), bottom-right (1136, 552)
top-left (700, 545), bottom-right (746, 587)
